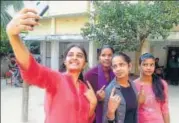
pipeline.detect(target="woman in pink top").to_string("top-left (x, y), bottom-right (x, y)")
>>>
top-left (134, 53), bottom-right (170, 123)
top-left (6, 8), bottom-right (97, 123)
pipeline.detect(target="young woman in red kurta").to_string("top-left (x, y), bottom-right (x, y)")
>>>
top-left (6, 8), bottom-right (97, 123)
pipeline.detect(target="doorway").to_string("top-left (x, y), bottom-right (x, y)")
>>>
top-left (165, 47), bottom-right (179, 81)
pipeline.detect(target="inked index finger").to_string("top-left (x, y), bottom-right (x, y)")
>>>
top-left (99, 85), bottom-right (105, 91)
top-left (140, 84), bottom-right (144, 92)
top-left (86, 81), bottom-right (93, 89)
top-left (110, 88), bottom-right (115, 97)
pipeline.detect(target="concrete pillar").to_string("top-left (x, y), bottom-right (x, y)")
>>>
top-left (50, 16), bottom-right (59, 71)
top-left (88, 41), bottom-right (97, 68)
top-left (51, 41), bottom-right (59, 71)
top-left (40, 41), bottom-right (46, 66)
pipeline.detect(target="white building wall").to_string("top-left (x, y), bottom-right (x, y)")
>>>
top-left (152, 45), bottom-right (168, 67)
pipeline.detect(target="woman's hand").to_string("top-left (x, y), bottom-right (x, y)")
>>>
top-left (96, 85), bottom-right (106, 101)
top-left (84, 81), bottom-right (97, 118)
top-left (6, 8), bottom-right (40, 36)
top-left (84, 81), bottom-right (97, 106)
top-left (138, 84), bottom-right (146, 105)
top-left (107, 88), bottom-right (121, 120)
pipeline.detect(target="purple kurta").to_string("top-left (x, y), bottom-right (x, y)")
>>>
top-left (84, 64), bottom-right (115, 123)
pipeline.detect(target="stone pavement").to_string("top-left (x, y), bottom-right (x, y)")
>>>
top-left (1, 79), bottom-right (45, 123)
top-left (168, 85), bottom-right (179, 123)
top-left (1, 79), bottom-right (179, 123)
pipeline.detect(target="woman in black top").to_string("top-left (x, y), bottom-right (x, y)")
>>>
top-left (103, 52), bottom-right (138, 123)
top-left (120, 83), bottom-right (137, 123)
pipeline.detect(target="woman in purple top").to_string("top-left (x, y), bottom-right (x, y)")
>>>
top-left (84, 45), bottom-right (115, 123)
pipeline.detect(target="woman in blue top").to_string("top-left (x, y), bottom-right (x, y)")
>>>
top-left (103, 52), bottom-right (138, 123)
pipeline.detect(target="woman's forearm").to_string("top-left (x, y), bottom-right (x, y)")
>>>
top-left (8, 34), bottom-right (30, 70)
top-left (107, 110), bottom-right (115, 121)
top-left (89, 103), bottom-right (96, 118)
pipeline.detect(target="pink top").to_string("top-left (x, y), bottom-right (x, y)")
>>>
top-left (18, 54), bottom-right (94, 123)
top-left (134, 78), bottom-right (169, 123)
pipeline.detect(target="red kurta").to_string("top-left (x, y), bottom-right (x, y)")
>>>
top-left (18, 54), bottom-right (94, 123)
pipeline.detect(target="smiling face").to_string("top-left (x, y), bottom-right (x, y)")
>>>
top-left (64, 47), bottom-right (86, 73)
top-left (139, 58), bottom-right (155, 76)
top-left (112, 55), bottom-right (132, 79)
top-left (99, 48), bottom-right (113, 68)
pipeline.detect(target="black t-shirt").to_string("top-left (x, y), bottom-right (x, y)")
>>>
top-left (121, 84), bottom-right (137, 123)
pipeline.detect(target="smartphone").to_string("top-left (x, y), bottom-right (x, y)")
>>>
top-left (31, 2), bottom-right (49, 27)
top-left (36, 2), bottom-right (49, 17)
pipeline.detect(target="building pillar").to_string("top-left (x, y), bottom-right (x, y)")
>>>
top-left (50, 16), bottom-right (59, 71)
top-left (51, 41), bottom-right (59, 71)
top-left (40, 41), bottom-right (46, 66)
top-left (88, 41), bottom-right (97, 68)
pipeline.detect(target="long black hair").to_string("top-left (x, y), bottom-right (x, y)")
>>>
top-left (59, 44), bottom-right (88, 81)
top-left (139, 53), bottom-right (165, 102)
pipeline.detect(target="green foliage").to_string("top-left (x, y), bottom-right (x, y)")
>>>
top-left (1, 26), bottom-right (8, 41)
top-left (1, 1), bottom-right (24, 27)
top-left (1, 1), bottom-right (24, 41)
top-left (0, 41), bottom-right (12, 57)
top-left (81, 1), bottom-right (179, 52)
